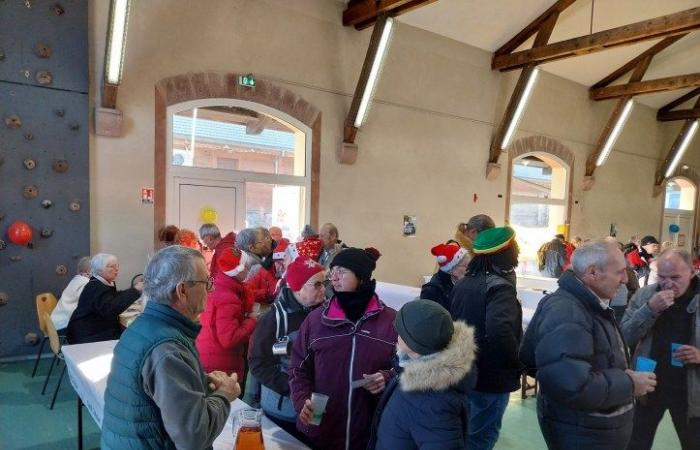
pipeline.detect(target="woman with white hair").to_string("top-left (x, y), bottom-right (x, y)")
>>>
top-left (66, 253), bottom-right (143, 344)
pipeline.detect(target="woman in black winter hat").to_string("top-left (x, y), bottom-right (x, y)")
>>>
top-left (288, 246), bottom-right (399, 450)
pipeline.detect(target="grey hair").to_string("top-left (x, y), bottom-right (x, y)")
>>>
top-left (657, 247), bottom-right (693, 269)
top-left (76, 256), bottom-right (91, 274)
top-left (143, 245), bottom-right (204, 305)
top-left (321, 223), bottom-right (339, 238)
top-left (198, 223), bottom-right (221, 239)
top-left (301, 224), bottom-right (318, 238)
top-left (91, 253), bottom-right (117, 277)
top-left (466, 214), bottom-right (495, 233)
top-left (571, 240), bottom-right (615, 277)
top-left (236, 228), bottom-right (259, 251)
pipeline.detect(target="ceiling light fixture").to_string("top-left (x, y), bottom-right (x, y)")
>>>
top-left (596, 99), bottom-right (634, 167)
top-left (104, 0), bottom-right (132, 85)
top-left (665, 120), bottom-right (699, 178)
top-left (501, 67), bottom-right (540, 149)
top-left (353, 17), bottom-right (395, 128)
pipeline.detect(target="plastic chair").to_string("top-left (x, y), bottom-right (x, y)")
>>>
top-left (31, 293), bottom-right (58, 378)
top-left (41, 312), bottom-right (66, 410)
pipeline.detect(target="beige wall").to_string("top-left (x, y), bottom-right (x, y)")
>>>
top-left (88, 0), bottom-right (692, 286)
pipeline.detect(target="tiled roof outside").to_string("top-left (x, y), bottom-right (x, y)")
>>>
top-left (173, 115), bottom-right (295, 153)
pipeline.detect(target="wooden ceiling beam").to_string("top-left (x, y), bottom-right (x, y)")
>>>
top-left (486, 12), bottom-right (560, 178)
top-left (494, 0), bottom-right (578, 57)
top-left (492, 7), bottom-right (700, 71)
top-left (343, 0), bottom-right (437, 30)
top-left (658, 108), bottom-right (700, 122)
top-left (591, 34), bottom-right (687, 89)
top-left (655, 98), bottom-right (700, 187)
top-left (583, 57), bottom-right (651, 185)
top-left (590, 73), bottom-right (700, 100)
top-left (658, 87), bottom-right (700, 113)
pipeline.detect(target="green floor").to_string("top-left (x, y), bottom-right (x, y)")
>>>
top-left (0, 359), bottom-right (682, 449)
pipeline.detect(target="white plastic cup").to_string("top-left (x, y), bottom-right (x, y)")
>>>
top-left (308, 393), bottom-right (329, 426)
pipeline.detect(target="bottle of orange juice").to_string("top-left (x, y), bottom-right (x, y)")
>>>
top-left (233, 408), bottom-right (264, 450)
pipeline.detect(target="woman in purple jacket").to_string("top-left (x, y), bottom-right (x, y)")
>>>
top-left (289, 247), bottom-right (397, 450)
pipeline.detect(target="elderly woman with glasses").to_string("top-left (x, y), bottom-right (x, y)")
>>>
top-left (66, 253), bottom-right (143, 344)
top-left (248, 256), bottom-right (327, 437)
top-left (289, 247), bottom-right (398, 450)
top-left (196, 247), bottom-right (257, 382)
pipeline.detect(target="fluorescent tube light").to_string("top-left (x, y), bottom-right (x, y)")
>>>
top-left (665, 120), bottom-right (699, 178)
top-left (596, 99), bottom-right (634, 167)
top-left (105, 0), bottom-right (131, 85)
top-left (501, 67), bottom-right (539, 149)
top-left (353, 17), bottom-right (394, 128)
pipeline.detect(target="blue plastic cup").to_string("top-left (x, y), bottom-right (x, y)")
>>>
top-left (636, 356), bottom-right (657, 373)
top-left (671, 343), bottom-right (684, 367)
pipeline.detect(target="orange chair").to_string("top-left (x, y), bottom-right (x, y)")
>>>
top-left (41, 312), bottom-right (66, 409)
top-left (31, 293), bottom-right (58, 378)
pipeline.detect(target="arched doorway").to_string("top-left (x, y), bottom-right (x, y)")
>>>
top-left (507, 151), bottom-right (571, 274)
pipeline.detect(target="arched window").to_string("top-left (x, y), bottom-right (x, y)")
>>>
top-left (166, 99), bottom-right (312, 240)
top-left (661, 177), bottom-right (697, 252)
top-left (508, 152), bottom-right (571, 274)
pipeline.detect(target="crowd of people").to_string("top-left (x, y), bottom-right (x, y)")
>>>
top-left (48, 217), bottom-right (700, 450)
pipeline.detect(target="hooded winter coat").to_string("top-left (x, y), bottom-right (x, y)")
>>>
top-left (369, 322), bottom-right (477, 450)
top-left (195, 271), bottom-right (256, 376)
top-left (289, 295), bottom-right (397, 450)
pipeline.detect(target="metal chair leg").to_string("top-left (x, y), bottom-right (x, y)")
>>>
top-left (31, 336), bottom-right (48, 378)
top-left (41, 353), bottom-right (57, 395)
top-left (49, 364), bottom-right (66, 410)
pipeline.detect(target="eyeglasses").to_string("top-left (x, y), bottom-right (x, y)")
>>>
top-left (304, 281), bottom-right (325, 289)
top-left (188, 278), bottom-right (214, 292)
top-left (330, 267), bottom-right (352, 278)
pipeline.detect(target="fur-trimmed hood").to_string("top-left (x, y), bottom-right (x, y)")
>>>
top-left (399, 321), bottom-right (476, 392)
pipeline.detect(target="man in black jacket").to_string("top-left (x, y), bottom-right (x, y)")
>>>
top-left (450, 226), bottom-right (522, 450)
top-left (67, 253), bottom-right (142, 343)
top-left (520, 240), bottom-right (657, 450)
top-left (421, 242), bottom-right (469, 310)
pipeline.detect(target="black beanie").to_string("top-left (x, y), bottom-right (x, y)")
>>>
top-left (394, 300), bottom-right (454, 355)
top-left (330, 247), bottom-right (381, 282)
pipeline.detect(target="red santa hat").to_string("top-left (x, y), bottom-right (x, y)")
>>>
top-left (218, 247), bottom-right (247, 277)
top-left (286, 256), bottom-right (325, 291)
top-left (431, 243), bottom-right (469, 272)
top-left (294, 238), bottom-right (323, 261)
top-left (273, 238), bottom-right (290, 260)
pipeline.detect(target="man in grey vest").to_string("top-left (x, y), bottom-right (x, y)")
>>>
top-left (101, 246), bottom-right (241, 449)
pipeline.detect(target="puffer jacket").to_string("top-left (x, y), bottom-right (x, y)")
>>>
top-left (195, 271), bottom-right (256, 376)
top-left (520, 270), bottom-right (634, 447)
top-left (289, 295), bottom-right (397, 450)
top-left (620, 277), bottom-right (700, 419)
top-left (369, 322), bottom-right (476, 450)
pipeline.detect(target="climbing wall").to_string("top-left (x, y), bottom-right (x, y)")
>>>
top-left (0, 0), bottom-right (88, 358)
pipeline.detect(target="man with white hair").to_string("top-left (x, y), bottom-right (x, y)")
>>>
top-left (520, 240), bottom-right (657, 449)
top-left (198, 223), bottom-right (236, 279)
top-left (101, 246), bottom-right (241, 449)
top-left (622, 248), bottom-right (700, 450)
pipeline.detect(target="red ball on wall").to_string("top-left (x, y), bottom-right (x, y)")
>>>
top-left (7, 221), bottom-right (33, 246)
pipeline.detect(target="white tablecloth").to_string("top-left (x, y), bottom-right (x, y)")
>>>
top-left (62, 340), bottom-right (308, 449)
top-left (375, 280), bottom-right (547, 329)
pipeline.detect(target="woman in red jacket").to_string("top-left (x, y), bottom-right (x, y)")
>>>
top-left (196, 247), bottom-right (257, 380)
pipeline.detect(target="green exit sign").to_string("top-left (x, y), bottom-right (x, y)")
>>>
top-left (239, 74), bottom-right (256, 87)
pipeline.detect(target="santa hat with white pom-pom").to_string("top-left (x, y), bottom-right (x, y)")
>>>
top-left (431, 243), bottom-right (469, 272)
